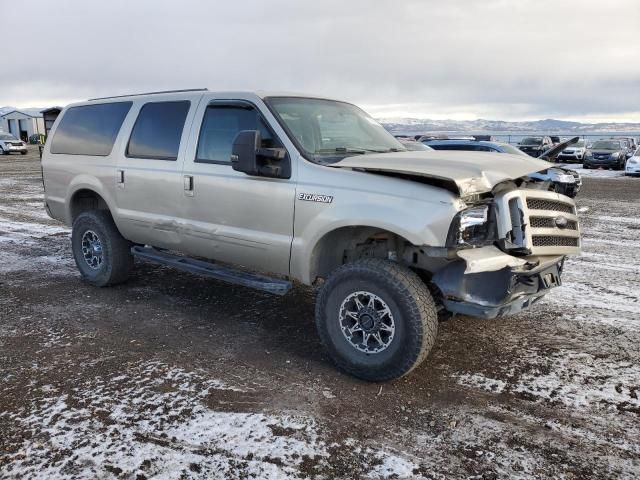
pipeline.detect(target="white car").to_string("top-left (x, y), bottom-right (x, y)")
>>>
top-left (625, 147), bottom-right (640, 176)
top-left (556, 139), bottom-right (586, 163)
top-left (0, 133), bottom-right (28, 155)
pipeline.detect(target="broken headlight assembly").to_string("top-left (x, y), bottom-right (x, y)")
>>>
top-left (446, 204), bottom-right (497, 248)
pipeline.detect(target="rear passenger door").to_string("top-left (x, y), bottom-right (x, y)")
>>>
top-left (179, 98), bottom-right (296, 276)
top-left (115, 95), bottom-right (202, 248)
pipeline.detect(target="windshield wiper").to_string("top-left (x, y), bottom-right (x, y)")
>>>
top-left (317, 147), bottom-right (403, 155)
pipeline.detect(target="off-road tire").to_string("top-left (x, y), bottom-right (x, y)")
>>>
top-left (20, 151), bottom-right (27, 155)
top-left (72, 210), bottom-right (133, 287)
top-left (315, 259), bottom-right (438, 382)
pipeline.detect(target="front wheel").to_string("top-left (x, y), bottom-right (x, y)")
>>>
top-left (71, 210), bottom-right (133, 287)
top-left (315, 259), bottom-right (438, 382)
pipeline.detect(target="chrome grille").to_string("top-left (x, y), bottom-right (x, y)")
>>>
top-left (526, 198), bottom-right (574, 214)
top-left (495, 189), bottom-right (580, 256)
top-left (530, 217), bottom-right (578, 230)
top-left (532, 235), bottom-right (579, 247)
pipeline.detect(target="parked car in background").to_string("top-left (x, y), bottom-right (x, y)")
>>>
top-left (556, 139), bottom-right (587, 163)
top-left (550, 136), bottom-right (561, 146)
top-left (583, 139), bottom-right (627, 170)
top-left (625, 146), bottom-right (640, 176)
top-left (397, 138), bottom-right (434, 151)
top-left (0, 133), bottom-right (28, 155)
top-left (423, 138), bottom-right (582, 197)
top-left (518, 136), bottom-right (554, 157)
top-left (618, 137), bottom-right (637, 156)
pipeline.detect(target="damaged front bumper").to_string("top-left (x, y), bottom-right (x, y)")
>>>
top-left (432, 249), bottom-right (564, 319)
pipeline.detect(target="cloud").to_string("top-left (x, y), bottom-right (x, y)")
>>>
top-left (2, 0), bottom-right (639, 121)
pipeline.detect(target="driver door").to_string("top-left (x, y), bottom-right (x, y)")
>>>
top-left (180, 98), bottom-right (296, 276)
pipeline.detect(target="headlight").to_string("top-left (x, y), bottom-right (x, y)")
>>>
top-left (549, 172), bottom-right (576, 184)
top-left (629, 159), bottom-right (638, 165)
top-left (446, 204), bottom-right (496, 248)
top-left (611, 152), bottom-right (620, 159)
top-left (585, 151), bottom-right (592, 158)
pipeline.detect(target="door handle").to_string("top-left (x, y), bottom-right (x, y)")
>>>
top-left (116, 169), bottom-right (125, 188)
top-left (184, 175), bottom-right (194, 196)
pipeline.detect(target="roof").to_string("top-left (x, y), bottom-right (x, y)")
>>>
top-left (0, 110), bottom-right (42, 118)
top-left (41, 107), bottom-right (63, 114)
top-left (84, 88), bottom-right (332, 102)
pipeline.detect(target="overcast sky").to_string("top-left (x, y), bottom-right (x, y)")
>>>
top-left (3, 0), bottom-right (639, 122)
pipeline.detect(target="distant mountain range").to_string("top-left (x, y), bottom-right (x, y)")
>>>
top-left (379, 117), bottom-right (640, 135)
top-left (0, 106), bottom-right (46, 117)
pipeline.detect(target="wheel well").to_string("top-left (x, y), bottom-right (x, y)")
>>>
top-left (310, 226), bottom-right (408, 282)
top-left (69, 189), bottom-right (109, 223)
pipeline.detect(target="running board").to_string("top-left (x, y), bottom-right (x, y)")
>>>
top-left (131, 246), bottom-right (292, 296)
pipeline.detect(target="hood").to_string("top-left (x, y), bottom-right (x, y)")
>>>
top-left (538, 136), bottom-right (579, 161)
top-left (332, 151), bottom-right (553, 196)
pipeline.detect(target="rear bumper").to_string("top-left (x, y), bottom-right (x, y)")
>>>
top-left (432, 256), bottom-right (564, 319)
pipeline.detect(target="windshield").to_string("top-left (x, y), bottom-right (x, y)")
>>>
top-left (573, 140), bottom-right (585, 148)
top-left (0, 134), bottom-right (18, 141)
top-left (521, 137), bottom-right (542, 145)
top-left (499, 143), bottom-right (530, 156)
top-left (591, 140), bottom-right (620, 150)
top-left (265, 97), bottom-right (405, 161)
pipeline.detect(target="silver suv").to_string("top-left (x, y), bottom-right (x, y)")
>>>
top-left (41, 89), bottom-right (581, 381)
top-left (0, 133), bottom-right (27, 155)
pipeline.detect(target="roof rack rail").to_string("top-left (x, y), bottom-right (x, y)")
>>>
top-left (88, 88), bottom-right (208, 101)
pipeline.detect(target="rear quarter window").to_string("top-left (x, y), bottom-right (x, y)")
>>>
top-left (50, 102), bottom-right (132, 156)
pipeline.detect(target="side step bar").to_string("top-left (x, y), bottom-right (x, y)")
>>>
top-left (131, 246), bottom-right (292, 296)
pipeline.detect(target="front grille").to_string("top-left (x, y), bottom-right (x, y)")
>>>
top-left (496, 189), bottom-right (580, 256)
top-left (526, 198), bottom-right (574, 214)
top-left (530, 217), bottom-right (578, 230)
top-left (11, 142), bottom-right (22, 146)
top-left (532, 235), bottom-right (579, 247)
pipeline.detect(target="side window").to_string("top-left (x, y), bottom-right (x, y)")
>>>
top-left (127, 101), bottom-right (190, 160)
top-left (195, 106), bottom-right (278, 164)
top-left (50, 102), bottom-right (132, 156)
top-left (473, 145), bottom-right (495, 152)
top-left (440, 144), bottom-right (475, 151)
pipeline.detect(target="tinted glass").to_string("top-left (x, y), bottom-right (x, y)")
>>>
top-left (127, 101), bottom-right (190, 160)
top-left (50, 102), bottom-right (132, 156)
top-left (0, 134), bottom-right (18, 140)
top-left (196, 106), bottom-right (278, 163)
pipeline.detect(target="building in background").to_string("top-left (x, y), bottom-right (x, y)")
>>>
top-left (41, 107), bottom-right (63, 138)
top-left (0, 110), bottom-right (45, 142)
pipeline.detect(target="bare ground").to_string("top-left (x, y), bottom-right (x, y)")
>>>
top-left (0, 148), bottom-right (638, 479)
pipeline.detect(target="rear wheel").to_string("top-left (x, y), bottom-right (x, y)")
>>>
top-left (315, 259), bottom-right (438, 382)
top-left (71, 210), bottom-right (133, 287)
top-left (0, 147), bottom-right (5, 155)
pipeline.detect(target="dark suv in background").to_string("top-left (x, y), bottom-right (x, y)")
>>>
top-left (518, 136), bottom-right (554, 157)
top-left (584, 139), bottom-right (628, 170)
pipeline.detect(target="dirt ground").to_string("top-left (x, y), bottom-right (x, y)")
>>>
top-left (1, 147), bottom-right (638, 479)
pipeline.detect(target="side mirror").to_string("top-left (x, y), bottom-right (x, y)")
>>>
top-left (231, 130), bottom-right (290, 179)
